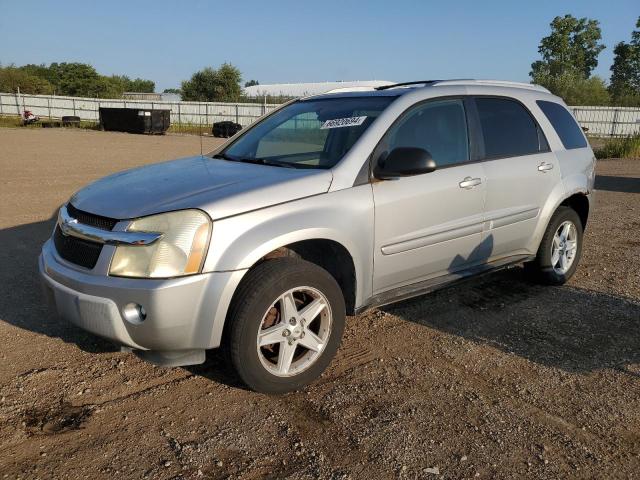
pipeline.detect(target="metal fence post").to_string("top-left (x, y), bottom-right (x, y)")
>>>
top-left (178, 103), bottom-right (181, 126)
top-left (611, 108), bottom-right (620, 137)
top-left (235, 104), bottom-right (239, 124)
top-left (47, 96), bottom-right (51, 119)
top-left (72, 98), bottom-right (76, 117)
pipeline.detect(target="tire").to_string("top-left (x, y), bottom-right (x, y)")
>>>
top-left (525, 206), bottom-right (583, 285)
top-left (225, 258), bottom-right (346, 394)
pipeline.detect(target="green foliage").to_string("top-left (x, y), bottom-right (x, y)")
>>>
top-left (181, 63), bottom-right (242, 102)
top-left (531, 14), bottom-right (605, 80)
top-left (0, 66), bottom-right (53, 94)
top-left (0, 62), bottom-right (155, 98)
top-left (109, 75), bottom-right (154, 93)
top-left (244, 79), bottom-right (259, 87)
top-left (534, 72), bottom-right (610, 105)
top-left (609, 17), bottom-right (640, 106)
top-left (530, 15), bottom-right (612, 105)
top-left (163, 88), bottom-right (181, 95)
top-left (594, 135), bottom-right (640, 159)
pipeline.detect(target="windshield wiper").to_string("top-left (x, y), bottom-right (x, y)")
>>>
top-left (237, 157), bottom-right (301, 169)
top-left (213, 153), bottom-right (305, 169)
top-left (211, 153), bottom-right (235, 161)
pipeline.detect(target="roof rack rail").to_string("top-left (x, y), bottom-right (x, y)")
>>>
top-left (432, 79), bottom-right (551, 93)
top-left (375, 79), bottom-right (550, 93)
top-left (375, 80), bottom-right (442, 90)
top-left (375, 79), bottom-right (476, 90)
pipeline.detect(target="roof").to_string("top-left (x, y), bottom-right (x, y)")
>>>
top-left (306, 79), bottom-right (552, 100)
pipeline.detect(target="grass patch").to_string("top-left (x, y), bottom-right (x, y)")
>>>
top-left (0, 115), bottom-right (99, 130)
top-left (595, 135), bottom-right (640, 159)
top-left (167, 123), bottom-right (214, 135)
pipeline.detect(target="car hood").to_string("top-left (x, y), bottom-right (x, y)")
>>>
top-left (70, 156), bottom-right (333, 220)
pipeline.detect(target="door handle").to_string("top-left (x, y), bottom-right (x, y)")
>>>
top-left (459, 177), bottom-right (482, 189)
top-left (538, 162), bottom-right (554, 172)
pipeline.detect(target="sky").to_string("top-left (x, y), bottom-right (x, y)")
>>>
top-left (0, 0), bottom-right (637, 92)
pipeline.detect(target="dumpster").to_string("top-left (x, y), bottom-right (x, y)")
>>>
top-left (99, 108), bottom-right (170, 134)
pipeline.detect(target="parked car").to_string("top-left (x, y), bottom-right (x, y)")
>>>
top-left (40, 80), bottom-right (595, 393)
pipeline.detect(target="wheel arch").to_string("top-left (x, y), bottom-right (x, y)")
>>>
top-left (232, 237), bottom-right (358, 315)
top-left (530, 186), bottom-right (591, 254)
top-left (559, 192), bottom-right (590, 230)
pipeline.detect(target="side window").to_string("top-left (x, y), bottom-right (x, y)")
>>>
top-left (536, 100), bottom-right (588, 149)
top-left (475, 98), bottom-right (542, 158)
top-left (387, 99), bottom-right (469, 167)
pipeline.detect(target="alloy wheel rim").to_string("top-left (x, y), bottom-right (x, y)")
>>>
top-left (256, 286), bottom-right (332, 377)
top-left (551, 220), bottom-right (578, 275)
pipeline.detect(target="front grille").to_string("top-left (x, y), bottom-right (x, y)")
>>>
top-left (66, 203), bottom-right (117, 231)
top-left (53, 204), bottom-right (118, 269)
top-left (53, 226), bottom-right (103, 269)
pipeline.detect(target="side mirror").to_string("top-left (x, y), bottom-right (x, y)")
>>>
top-left (374, 147), bottom-right (437, 179)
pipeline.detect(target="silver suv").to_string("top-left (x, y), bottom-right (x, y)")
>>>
top-left (40, 80), bottom-right (595, 393)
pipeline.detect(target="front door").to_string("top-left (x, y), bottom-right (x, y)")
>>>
top-left (372, 98), bottom-right (487, 294)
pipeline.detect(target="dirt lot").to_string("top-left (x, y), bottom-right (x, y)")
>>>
top-left (0, 128), bottom-right (638, 479)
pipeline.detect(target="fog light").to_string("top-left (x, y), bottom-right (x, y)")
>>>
top-left (122, 303), bottom-right (146, 325)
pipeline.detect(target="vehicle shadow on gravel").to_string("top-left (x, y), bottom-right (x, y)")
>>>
top-left (0, 215), bottom-right (118, 354)
top-left (383, 267), bottom-right (640, 376)
top-left (185, 350), bottom-right (247, 390)
top-left (594, 175), bottom-right (640, 194)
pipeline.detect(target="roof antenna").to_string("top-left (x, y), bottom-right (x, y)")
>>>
top-left (199, 101), bottom-right (203, 156)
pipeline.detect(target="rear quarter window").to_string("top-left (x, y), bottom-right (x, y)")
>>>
top-left (536, 100), bottom-right (587, 150)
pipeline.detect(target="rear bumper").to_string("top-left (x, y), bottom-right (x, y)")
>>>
top-left (39, 239), bottom-right (246, 365)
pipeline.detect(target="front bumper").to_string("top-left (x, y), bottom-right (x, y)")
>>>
top-left (39, 239), bottom-right (246, 366)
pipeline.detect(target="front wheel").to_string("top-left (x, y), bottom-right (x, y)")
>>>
top-left (225, 258), bottom-right (346, 394)
top-left (525, 206), bottom-right (583, 285)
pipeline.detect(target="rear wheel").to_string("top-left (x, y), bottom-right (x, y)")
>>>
top-left (225, 258), bottom-right (345, 393)
top-left (525, 206), bottom-right (583, 285)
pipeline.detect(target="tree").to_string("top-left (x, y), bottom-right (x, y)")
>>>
top-left (534, 71), bottom-right (610, 105)
top-left (609, 17), bottom-right (640, 106)
top-left (163, 88), bottom-right (181, 94)
top-left (181, 63), bottom-right (242, 102)
top-left (245, 79), bottom-right (259, 88)
top-left (125, 77), bottom-right (155, 93)
top-left (47, 62), bottom-right (118, 97)
top-left (531, 15), bottom-right (605, 81)
top-left (108, 75), bottom-right (155, 93)
top-left (0, 66), bottom-right (53, 94)
top-left (1, 62), bottom-right (156, 98)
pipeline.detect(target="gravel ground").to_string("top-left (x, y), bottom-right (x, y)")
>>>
top-left (0, 128), bottom-right (638, 480)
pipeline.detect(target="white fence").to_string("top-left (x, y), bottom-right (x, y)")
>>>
top-left (0, 92), bottom-right (280, 127)
top-left (2, 92), bottom-right (640, 137)
top-left (569, 106), bottom-right (640, 137)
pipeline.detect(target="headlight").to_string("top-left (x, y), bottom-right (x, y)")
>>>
top-left (109, 209), bottom-right (211, 278)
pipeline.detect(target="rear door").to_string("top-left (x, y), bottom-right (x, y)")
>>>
top-left (472, 97), bottom-right (561, 258)
top-left (372, 98), bottom-right (487, 293)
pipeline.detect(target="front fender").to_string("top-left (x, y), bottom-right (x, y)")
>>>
top-left (203, 185), bottom-right (375, 308)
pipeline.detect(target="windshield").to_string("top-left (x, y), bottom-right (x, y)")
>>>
top-left (214, 96), bottom-right (395, 169)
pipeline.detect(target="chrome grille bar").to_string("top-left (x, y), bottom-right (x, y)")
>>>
top-left (57, 205), bottom-right (162, 246)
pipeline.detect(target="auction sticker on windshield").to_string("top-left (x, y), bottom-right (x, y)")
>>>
top-left (321, 116), bottom-right (367, 129)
